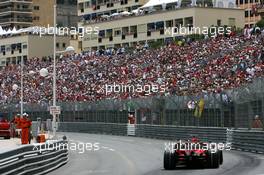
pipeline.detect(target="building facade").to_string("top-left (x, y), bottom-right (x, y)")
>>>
top-left (0, 0), bottom-right (33, 30)
top-left (78, 6), bottom-right (244, 51)
top-left (33, 0), bottom-right (79, 27)
top-left (0, 0), bottom-right (79, 30)
top-left (78, 0), bottom-right (148, 17)
top-left (256, 3), bottom-right (264, 18)
top-left (0, 34), bottom-right (70, 67)
top-left (236, 0), bottom-right (261, 27)
top-left (32, 0), bottom-right (54, 27)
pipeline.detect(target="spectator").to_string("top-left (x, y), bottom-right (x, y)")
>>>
top-left (252, 115), bottom-right (263, 129)
top-left (0, 33), bottom-right (263, 105)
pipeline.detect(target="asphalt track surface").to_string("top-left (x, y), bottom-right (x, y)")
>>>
top-left (49, 132), bottom-right (264, 175)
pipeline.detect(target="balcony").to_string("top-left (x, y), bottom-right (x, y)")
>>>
top-left (0, 0), bottom-right (32, 5)
top-left (0, 0), bottom-right (32, 2)
top-left (0, 7), bottom-right (32, 13)
top-left (97, 0), bottom-right (121, 6)
top-left (0, 0), bottom-right (11, 3)
top-left (0, 17), bottom-right (32, 23)
top-left (257, 7), bottom-right (264, 14)
top-left (254, 3), bottom-right (264, 16)
top-left (79, 0), bottom-right (136, 15)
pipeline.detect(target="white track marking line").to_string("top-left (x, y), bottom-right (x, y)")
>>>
top-left (69, 139), bottom-right (115, 152)
top-left (101, 146), bottom-right (115, 152)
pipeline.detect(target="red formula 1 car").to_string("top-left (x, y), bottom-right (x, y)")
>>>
top-left (164, 137), bottom-right (223, 170)
top-left (0, 118), bottom-right (11, 139)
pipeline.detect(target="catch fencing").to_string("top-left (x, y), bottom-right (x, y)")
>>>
top-left (1, 78), bottom-right (264, 129)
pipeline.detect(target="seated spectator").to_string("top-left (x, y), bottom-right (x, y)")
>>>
top-left (0, 33), bottom-right (263, 104)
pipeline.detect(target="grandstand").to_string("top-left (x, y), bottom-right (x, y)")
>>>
top-left (1, 1), bottom-right (264, 175)
top-left (0, 32), bottom-right (263, 128)
top-left (0, 0), bottom-right (263, 129)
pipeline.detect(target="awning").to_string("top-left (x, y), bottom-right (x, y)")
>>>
top-left (121, 11), bottom-right (131, 15)
top-left (140, 0), bottom-right (178, 9)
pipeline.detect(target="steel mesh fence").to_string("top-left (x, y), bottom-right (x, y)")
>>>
top-left (1, 78), bottom-right (263, 129)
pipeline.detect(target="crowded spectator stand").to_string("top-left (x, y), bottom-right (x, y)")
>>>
top-left (0, 32), bottom-right (263, 106)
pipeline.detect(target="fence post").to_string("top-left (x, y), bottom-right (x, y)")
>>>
top-left (226, 128), bottom-right (233, 148)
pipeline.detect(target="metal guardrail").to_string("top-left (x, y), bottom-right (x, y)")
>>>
top-left (57, 122), bottom-right (264, 154)
top-left (58, 122), bottom-right (127, 136)
top-left (0, 140), bottom-right (68, 175)
top-left (135, 124), bottom-right (227, 143)
top-left (231, 129), bottom-right (264, 154)
top-left (58, 122), bottom-right (227, 142)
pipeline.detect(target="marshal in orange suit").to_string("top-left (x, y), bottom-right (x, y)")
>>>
top-left (20, 114), bottom-right (32, 144)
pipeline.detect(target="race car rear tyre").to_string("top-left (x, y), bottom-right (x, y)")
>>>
top-left (211, 152), bottom-right (220, 168)
top-left (164, 151), bottom-right (176, 170)
top-left (218, 151), bottom-right (223, 165)
top-left (207, 152), bottom-right (219, 168)
top-left (186, 160), bottom-right (193, 168)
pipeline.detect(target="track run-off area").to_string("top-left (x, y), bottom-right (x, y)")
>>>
top-left (49, 132), bottom-right (264, 175)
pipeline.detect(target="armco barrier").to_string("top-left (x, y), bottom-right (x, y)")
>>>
top-left (0, 140), bottom-right (68, 175)
top-left (231, 129), bottom-right (264, 154)
top-left (57, 122), bottom-right (264, 154)
top-left (135, 125), bottom-right (227, 143)
top-left (58, 122), bottom-right (226, 143)
top-left (58, 122), bottom-right (127, 136)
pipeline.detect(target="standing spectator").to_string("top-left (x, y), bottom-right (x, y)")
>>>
top-left (252, 115), bottom-right (263, 129)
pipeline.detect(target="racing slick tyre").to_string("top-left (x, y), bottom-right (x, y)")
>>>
top-left (186, 160), bottom-right (193, 168)
top-left (164, 151), bottom-right (176, 170)
top-left (206, 151), bottom-right (220, 169)
top-left (218, 150), bottom-right (223, 165)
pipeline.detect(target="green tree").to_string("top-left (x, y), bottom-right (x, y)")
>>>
top-left (256, 18), bottom-right (264, 28)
